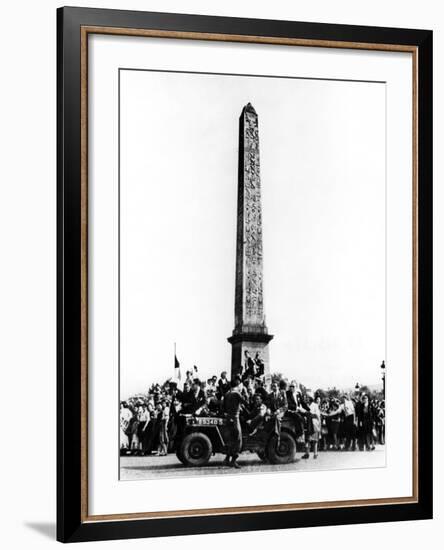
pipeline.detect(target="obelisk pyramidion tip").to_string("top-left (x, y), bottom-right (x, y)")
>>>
top-left (244, 102), bottom-right (257, 114)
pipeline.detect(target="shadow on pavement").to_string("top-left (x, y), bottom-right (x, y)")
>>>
top-left (121, 457), bottom-right (300, 472)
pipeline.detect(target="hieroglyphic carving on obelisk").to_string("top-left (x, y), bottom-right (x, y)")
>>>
top-left (228, 103), bottom-right (273, 379)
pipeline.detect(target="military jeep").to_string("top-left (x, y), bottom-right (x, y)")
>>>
top-left (174, 413), bottom-right (300, 467)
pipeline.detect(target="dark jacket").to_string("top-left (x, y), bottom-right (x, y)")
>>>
top-left (218, 379), bottom-right (230, 396)
top-left (355, 401), bottom-right (375, 429)
top-left (223, 389), bottom-right (248, 418)
top-left (182, 389), bottom-right (206, 414)
top-left (286, 390), bottom-right (301, 411)
top-left (267, 391), bottom-right (288, 413)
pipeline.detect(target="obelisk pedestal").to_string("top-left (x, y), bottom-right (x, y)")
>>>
top-left (228, 103), bottom-right (273, 379)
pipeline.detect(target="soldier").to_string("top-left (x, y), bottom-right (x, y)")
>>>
top-left (222, 376), bottom-right (248, 469)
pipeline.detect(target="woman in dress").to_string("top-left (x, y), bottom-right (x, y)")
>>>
top-left (301, 392), bottom-right (321, 459)
top-left (119, 402), bottom-right (132, 454)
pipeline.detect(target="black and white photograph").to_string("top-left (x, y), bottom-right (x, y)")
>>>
top-left (118, 69), bottom-right (387, 480)
top-left (0, 0), bottom-right (436, 546)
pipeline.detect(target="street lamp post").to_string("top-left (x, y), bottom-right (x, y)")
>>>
top-left (380, 360), bottom-right (386, 399)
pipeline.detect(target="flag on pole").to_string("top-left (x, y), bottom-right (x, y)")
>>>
top-left (174, 354), bottom-right (181, 381)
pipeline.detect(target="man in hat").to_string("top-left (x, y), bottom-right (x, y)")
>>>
top-left (222, 376), bottom-right (248, 468)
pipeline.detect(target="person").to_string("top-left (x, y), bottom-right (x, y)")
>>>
top-left (188, 378), bottom-right (207, 415)
top-left (319, 400), bottom-right (329, 451)
top-left (267, 381), bottom-right (288, 414)
top-left (206, 387), bottom-right (220, 415)
top-left (356, 394), bottom-right (375, 451)
top-left (267, 382), bottom-right (279, 410)
top-left (218, 371), bottom-right (230, 397)
top-left (158, 400), bottom-right (170, 456)
top-left (254, 378), bottom-right (269, 403)
top-left (210, 375), bottom-right (218, 392)
top-left (286, 382), bottom-right (305, 439)
top-left (150, 402), bottom-right (163, 454)
top-left (254, 352), bottom-right (265, 377)
top-left (246, 384), bottom-right (256, 407)
top-left (120, 402), bottom-right (132, 454)
top-left (137, 403), bottom-right (150, 456)
top-left (267, 380), bottom-right (288, 437)
top-left (168, 383), bottom-right (182, 450)
top-left (340, 393), bottom-right (357, 450)
top-left (301, 392), bottom-right (321, 459)
top-left (180, 381), bottom-right (196, 414)
top-left (286, 381), bottom-right (299, 410)
top-left (243, 350), bottom-right (255, 380)
top-left (142, 400), bottom-right (156, 455)
top-left (169, 381), bottom-right (183, 402)
top-left (246, 393), bottom-right (267, 435)
top-left (375, 400), bottom-right (385, 445)
top-left (182, 381), bottom-right (191, 398)
top-left (128, 406), bottom-right (141, 454)
top-left (326, 398), bottom-right (342, 450)
top-left (222, 376), bottom-right (248, 468)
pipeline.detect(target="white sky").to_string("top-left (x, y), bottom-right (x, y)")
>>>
top-left (119, 69), bottom-right (385, 399)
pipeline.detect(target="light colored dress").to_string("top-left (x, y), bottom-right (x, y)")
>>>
top-left (309, 402), bottom-right (321, 442)
top-left (120, 407), bottom-right (132, 449)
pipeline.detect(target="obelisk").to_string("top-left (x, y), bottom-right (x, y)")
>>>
top-left (228, 103), bottom-right (273, 379)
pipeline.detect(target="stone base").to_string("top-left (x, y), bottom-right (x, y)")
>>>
top-left (227, 332), bottom-right (274, 380)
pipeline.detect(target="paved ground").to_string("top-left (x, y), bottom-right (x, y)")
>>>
top-left (120, 446), bottom-right (386, 480)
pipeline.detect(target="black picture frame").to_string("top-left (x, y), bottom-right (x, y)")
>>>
top-left (57, 6), bottom-right (433, 543)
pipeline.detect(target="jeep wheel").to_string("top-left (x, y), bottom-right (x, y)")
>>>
top-left (180, 432), bottom-right (212, 466)
top-left (267, 432), bottom-right (297, 464)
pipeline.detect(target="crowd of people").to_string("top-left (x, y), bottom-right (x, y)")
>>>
top-left (120, 353), bottom-right (385, 467)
